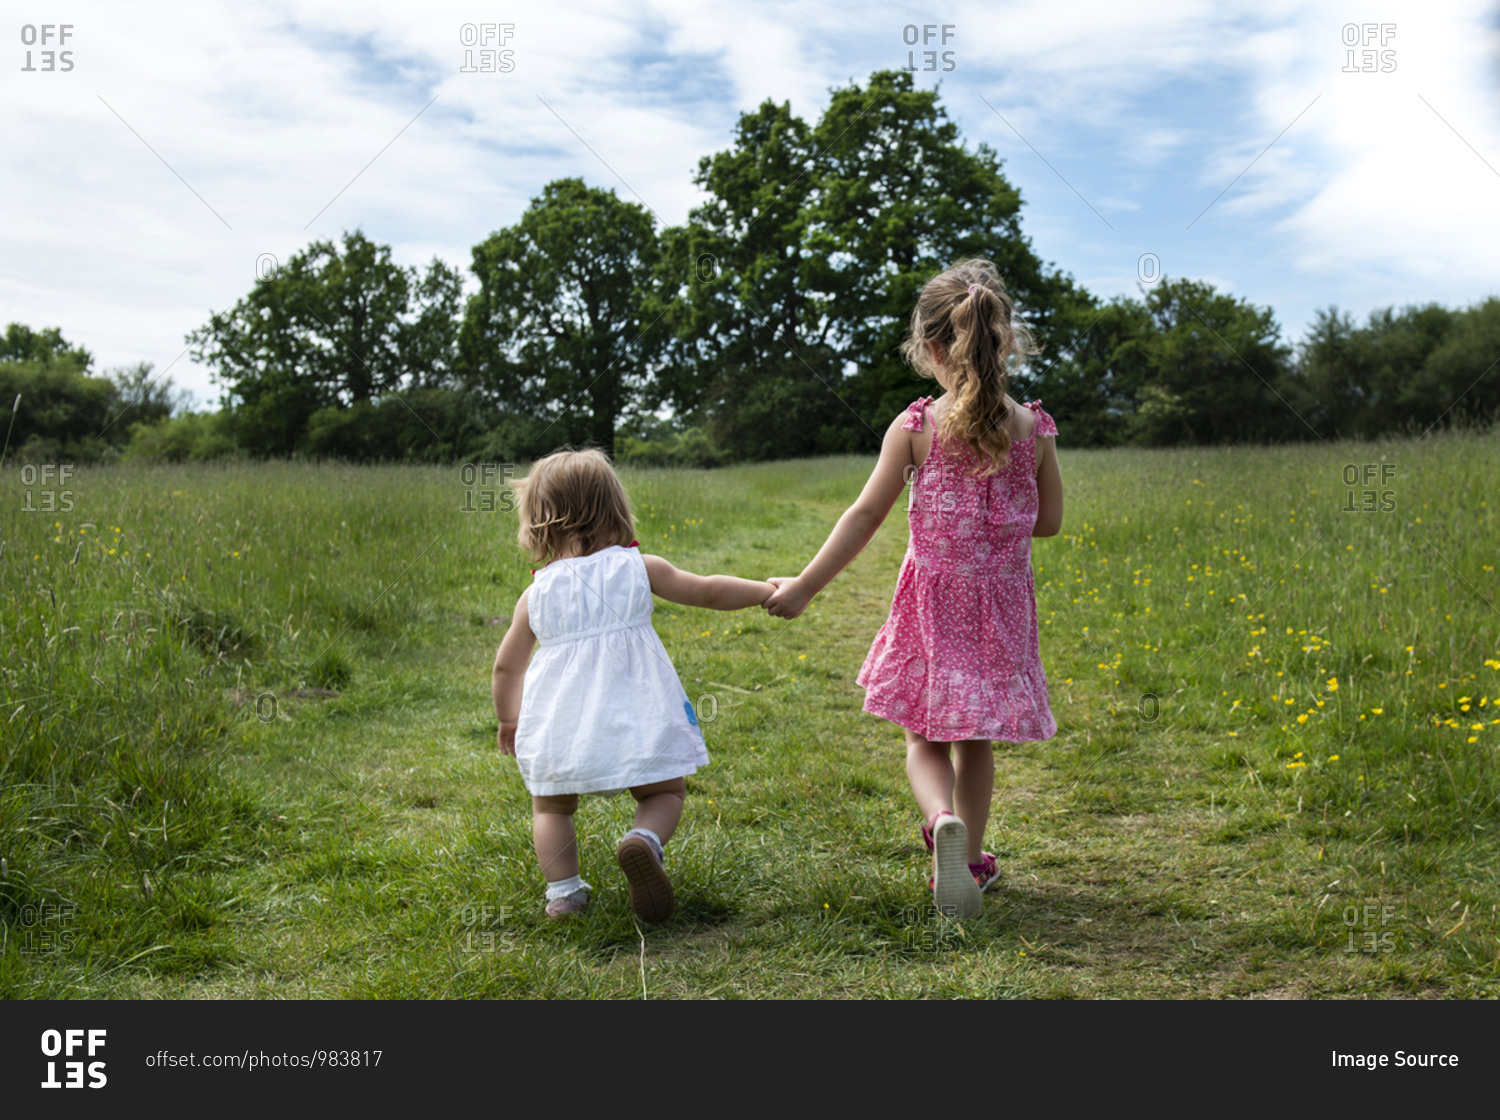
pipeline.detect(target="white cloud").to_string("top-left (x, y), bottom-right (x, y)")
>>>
top-left (1271, 8), bottom-right (1500, 292)
top-left (3, 0), bottom-right (1496, 402)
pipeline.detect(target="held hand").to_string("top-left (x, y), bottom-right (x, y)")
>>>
top-left (762, 576), bottom-right (791, 610)
top-left (498, 721), bottom-right (518, 756)
top-left (764, 577), bottom-right (813, 619)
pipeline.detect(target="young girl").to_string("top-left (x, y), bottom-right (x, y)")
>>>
top-left (492, 448), bottom-right (774, 921)
top-left (764, 259), bottom-right (1063, 919)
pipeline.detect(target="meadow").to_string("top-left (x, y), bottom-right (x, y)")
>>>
top-left (2, 430), bottom-right (1497, 999)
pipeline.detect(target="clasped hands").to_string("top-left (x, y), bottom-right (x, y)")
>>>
top-left (762, 576), bottom-right (812, 619)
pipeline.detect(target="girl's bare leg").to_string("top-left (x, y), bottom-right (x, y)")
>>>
top-left (904, 730), bottom-right (955, 820)
top-left (952, 740), bottom-right (995, 864)
top-left (906, 731), bottom-right (994, 863)
top-left (627, 777), bottom-right (685, 843)
top-left (533, 794), bottom-right (580, 881)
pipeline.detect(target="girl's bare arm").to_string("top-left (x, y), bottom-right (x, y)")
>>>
top-left (764, 413), bottom-right (913, 619)
top-left (492, 588), bottom-right (536, 755)
top-left (642, 555), bottom-right (775, 610)
top-left (1033, 434), bottom-right (1063, 537)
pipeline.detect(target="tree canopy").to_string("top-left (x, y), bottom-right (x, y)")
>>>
top-left (0, 325), bottom-right (184, 462)
top-left (655, 70), bottom-right (1092, 459)
top-left (14, 68), bottom-right (1491, 465)
top-left (459, 179), bottom-right (662, 459)
top-left (187, 230), bottom-right (461, 456)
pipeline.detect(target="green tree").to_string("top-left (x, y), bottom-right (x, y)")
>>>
top-left (1023, 297), bottom-right (1153, 447)
top-left (460, 179), bottom-right (663, 458)
top-left (1, 323), bottom-right (92, 371)
top-left (123, 410), bottom-right (239, 463)
top-left (188, 230), bottom-right (459, 455)
top-left (653, 98), bottom-right (846, 459)
top-left (0, 363), bottom-right (117, 461)
top-left (1293, 303), bottom-right (1461, 437)
top-left (656, 71), bottom-right (1089, 458)
top-left (108, 360), bottom-right (184, 428)
top-left (808, 71), bottom-right (1089, 437)
top-left (1128, 278), bottom-right (1297, 445)
top-left (401, 259), bottom-right (465, 387)
top-left (0, 323), bottom-right (118, 461)
top-left (1418, 298), bottom-right (1500, 428)
top-left (1292, 307), bottom-right (1365, 436)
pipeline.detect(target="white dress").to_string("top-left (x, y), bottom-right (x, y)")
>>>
top-left (514, 545), bottom-right (708, 796)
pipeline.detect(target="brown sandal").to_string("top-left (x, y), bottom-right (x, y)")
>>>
top-left (616, 835), bottom-right (675, 923)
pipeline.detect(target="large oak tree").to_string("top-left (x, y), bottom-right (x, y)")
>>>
top-left (460, 179), bottom-right (663, 459)
top-left (187, 230), bottom-right (460, 456)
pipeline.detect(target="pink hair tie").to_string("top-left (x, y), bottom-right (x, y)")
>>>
top-left (968, 283), bottom-right (981, 296)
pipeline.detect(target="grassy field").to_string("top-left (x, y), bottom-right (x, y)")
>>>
top-left (2, 431), bottom-right (1498, 999)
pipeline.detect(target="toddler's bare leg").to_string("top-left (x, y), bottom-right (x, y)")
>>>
top-left (627, 777), bottom-right (685, 843)
top-left (533, 794), bottom-right (580, 881)
top-left (621, 778), bottom-right (682, 922)
top-left (904, 730), bottom-right (955, 820)
top-left (952, 740), bottom-right (995, 864)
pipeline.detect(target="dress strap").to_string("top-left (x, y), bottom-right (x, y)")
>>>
top-left (1025, 400), bottom-right (1058, 439)
top-left (902, 397), bottom-right (935, 432)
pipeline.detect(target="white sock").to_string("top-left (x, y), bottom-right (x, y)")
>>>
top-left (545, 874), bottom-right (590, 901)
top-left (623, 828), bottom-right (664, 862)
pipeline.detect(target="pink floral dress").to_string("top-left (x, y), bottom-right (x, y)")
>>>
top-left (857, 397), bottom-right (1059, 743)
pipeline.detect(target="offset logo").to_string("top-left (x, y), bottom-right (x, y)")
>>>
top-left (1341, 23), bottom-right (1396, 73)
top-left (901, 24), bottom-right (956, 72)
top-left (459, 23), bottom-right (515, 73)
top-left (40, 1029), bottom-right (107, 1088)
top-left (459, 462), bottom-right (519, 513)
top-left (18, 463), bottom-right (75, 513)
top-left (1342, 463), bottom-right (1396, 513)
top-left (19, 23), bottom-right (75, 72)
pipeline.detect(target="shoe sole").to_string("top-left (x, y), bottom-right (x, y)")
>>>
top-left (617, 836), bottom-right (674, 923)
top-left (932, 816), bottom-right (982, 920)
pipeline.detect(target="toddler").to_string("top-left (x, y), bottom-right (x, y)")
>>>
top-left (493, 449), bottom-right (774, 920)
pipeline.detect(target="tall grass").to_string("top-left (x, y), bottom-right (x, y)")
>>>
top-left (2, 431), bottom-right (1496, 997)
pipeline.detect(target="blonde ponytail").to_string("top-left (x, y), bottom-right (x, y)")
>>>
top-left (899, 259), bottom-right (1040, 476)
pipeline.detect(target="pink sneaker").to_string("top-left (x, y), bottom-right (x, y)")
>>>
top-left (930, 813), bottom-right (982, 919)
top-left (921, 813), bottom-right (939, 853)
top-left (922, 815), bottom-right (999, 902)
top-left (969, 853), bottom-right (1002, 893)
top-left (926, 857), bottom-right (1003, 891)
top-left (544, 887), bottom-right (591, 919)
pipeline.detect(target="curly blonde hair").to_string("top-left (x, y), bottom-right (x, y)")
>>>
top-left (899, 259), bottom-right (1041, 476)
top-left (514, 448), bottom-right (635, 563)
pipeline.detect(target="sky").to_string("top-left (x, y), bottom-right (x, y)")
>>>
top-left (4, 0), bottom-right (1499, 405)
